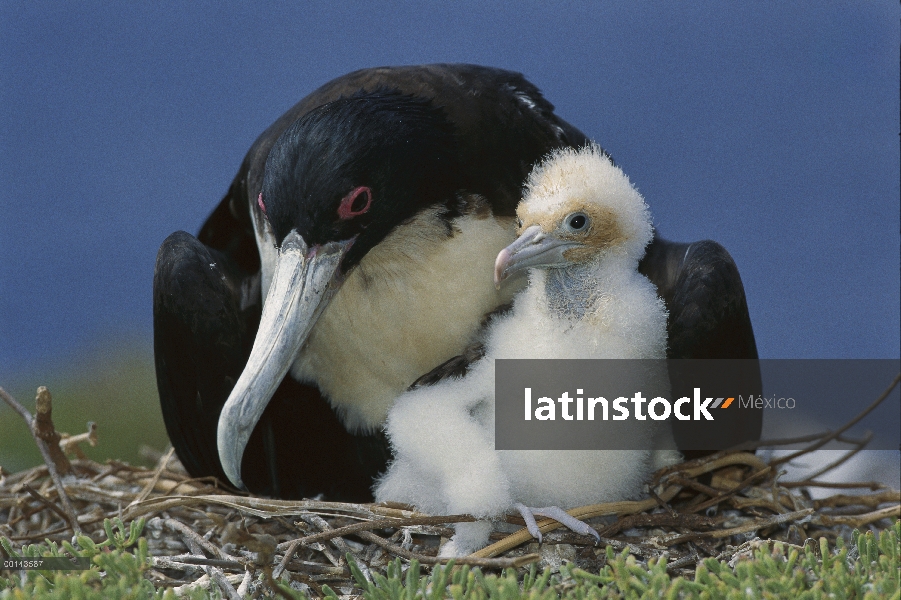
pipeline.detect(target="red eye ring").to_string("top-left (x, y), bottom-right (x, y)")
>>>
top-left (257, 192), bottom-right (267, 215)
top-left (338, 186), bottom-right (372, 220)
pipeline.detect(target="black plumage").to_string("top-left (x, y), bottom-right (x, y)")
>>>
top-left (153, 63), bottom-right (761, 500)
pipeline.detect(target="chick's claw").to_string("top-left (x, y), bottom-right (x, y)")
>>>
top-left (513, 503), bottom-right (600, 544)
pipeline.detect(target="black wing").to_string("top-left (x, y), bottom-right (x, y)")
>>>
top-left (640, 237), bottom-right (763, 456)
top-left (153, 230), bottom-right (390, 499)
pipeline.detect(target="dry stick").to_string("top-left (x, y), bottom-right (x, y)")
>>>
top-left (0, 386), bottom-right (82, 535)
top-left (654, 452), bottom-right (769, 486)
top-left (654, 508), bottom-right (815, 548)
top-left (474, 452), bottom-right (767, 559)
top-left (158, 517), bottom-right (242, 563)
top-left (668, 476), bottom-right (722, 498)
top-left (356, 530), bottom-right (540, 569)
top-left (597, 512), bottom-right (717, 539)
top-left (649, 488), bottom-right (677, 516)
top-left (297, 510), bottom-right (353, 556)
top-left (157, 476), bottom-right (222, 497)
top-left (275, 514), bottom-right (476, 552)
top-left (8, 526), bottom-right (70, 542)
top-left (796, 431), bottom-right (873, 483)
top-left (273, 513), bottom-right (474, 579)
top-left (91, 462), bottom-right (128, 483)
top-left (152, 555), bottom-right (245, 571)
top-left (470, 485), bottom-right (682, 560)
top-left (59, 422), bottom-right (98, 458)
top-left (124, 494), bottom-right (382, 522)
top-left (665, 552), bottom-right (700, 572)
top-left (32, 387), bottom-right (73, 475)
top-left (290, 513), bottom-right (346, 571)
top-left (21, 484), bottom-right (74, 530)
top-left (780, 480), bottom-right (887, 490)
top-left (814, 504), bottom-right (900, 527)
top-left (654, 430), bottom-right (868, 490)
top-left (687, 467), bottom-right (772, 514)
top-left (128, 447), bottom-right (175, 507)
top-left (813, 489), bottom-right (900, 509)
top-left (181, 536), bottom-right (242, 600)
top-left (770, 373), bottom-right (901, 467)
top-left (724, 432), bottom-right (871, 454)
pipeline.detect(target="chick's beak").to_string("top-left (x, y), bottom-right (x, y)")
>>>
top-left (494, 225), bottom-right (579, 287)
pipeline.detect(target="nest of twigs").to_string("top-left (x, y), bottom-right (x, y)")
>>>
top-left (1, 377), bottom-right (899, 598)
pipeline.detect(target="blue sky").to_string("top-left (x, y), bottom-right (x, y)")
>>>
top-left (1, 1), bottom-right (899, 385)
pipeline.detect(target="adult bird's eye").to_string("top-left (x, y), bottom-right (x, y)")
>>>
top-left (257, 193), bottom-right (267, 216)
top-left (564, 212), bottom-right (589, 232)
top-left (338, 186), bottom-right (373, 220)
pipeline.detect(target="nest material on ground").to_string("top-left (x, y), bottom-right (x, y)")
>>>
top-left (1, 377), bottom-right (899, 598)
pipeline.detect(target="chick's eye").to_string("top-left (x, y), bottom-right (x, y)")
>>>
top-left (564, 212), bottom-right (589, 232)
top-left (338, 186), bottom-right (373, 220)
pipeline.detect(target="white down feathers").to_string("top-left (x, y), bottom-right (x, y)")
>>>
top-left (375, 145), bottom-right (680, 555)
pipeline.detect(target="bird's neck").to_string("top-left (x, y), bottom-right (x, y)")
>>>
top-left (541, 255), bottom-right (635, 320)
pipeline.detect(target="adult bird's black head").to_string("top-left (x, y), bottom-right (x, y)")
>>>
top-left (217, 92), bottom-right (468, 489)
top-left (260, 92), bottom-right (458, 269)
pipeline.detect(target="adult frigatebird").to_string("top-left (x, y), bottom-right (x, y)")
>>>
top-left (153, 64), bottom-right (760, 500)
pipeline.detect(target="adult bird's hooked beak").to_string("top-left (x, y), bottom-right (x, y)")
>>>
top-left (216, 229), bottom-right (353, 489)
top-left (494, 224), bottom-right (580, 287)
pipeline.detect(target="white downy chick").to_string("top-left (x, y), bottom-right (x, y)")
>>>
top-left (375, 144), bottom-right (680, 556)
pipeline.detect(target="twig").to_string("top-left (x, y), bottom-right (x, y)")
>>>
top-left (32, 387), bottom-right (72, 475)
top-left (665, 552), bottom-right (700, 572)
top-left (779, 480), bottom-right (888, 490)
top-left (22, 484), bottom-right (74, 530)
top-left (174, 521), bottom-right (242, 600)
top-left (172, 574), bottom-right (246, 597)
top-left (668, 476), bottom-right (722, 498)
top-left (0, 386), bottom-right (82, 534)
top-left (157, 517), bottom-right (240, 562)
top-left (770, 373), bottom-right (900, 467)
top-left (358, 530), bottom-right (540, 568)
top-left (297, 510), bottom-right (352, 556)
top-left (275, 514), bottom-right (476, 551)
top-left (597, 512), bottom-right (716, 538)
top-left (813, 505), bottom-right (900, 527)
top-left (152, 554), bottom-right (245, 571)
top-left (651, 508), bottom-right (814, 547)
top-left (795, 431), bottom-right (873, 482)
top-left (813, 490), bottom-right (900, 509)
top-left (273, 513), bottom-right (482, 578)
top-left (128, 447), bottom-right (174, 507)
top-left (472, 485), bottom-right (684, 559)
top-left (59, 422), bottom-right (98, 458)
top-left (724, 432), bottom-right (873, 453)
top-left (655, 452), bottom-right (769, 485)
top-left (123, 494), bottom-right (382, 521)
top-left (475, 453), bottom-right (768, 559)
top-left (8, 526), bottom-right (70, 541)
top-left (649, 488), bottom-right (677, 516)
top-left (687, 467), bottom-right (771, 514)
top-left (236, 569), bottom-right (253, 597)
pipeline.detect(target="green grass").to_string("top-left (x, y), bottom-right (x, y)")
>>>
top-left (0, 338), bottom-right (169, 473)
top-left (2, 520), bottom-right (898, 599)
